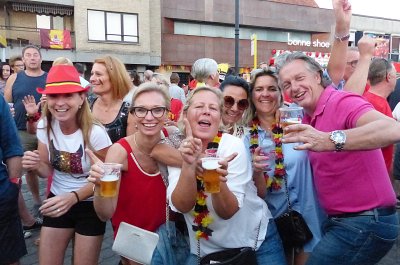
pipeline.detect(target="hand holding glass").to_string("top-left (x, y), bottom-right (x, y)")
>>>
top-left (100, 163), bottom-right (122, 197)
top-left (279, 106), bottom-right (304, 131)
top-left (201, 150), bottom-right (221, 193)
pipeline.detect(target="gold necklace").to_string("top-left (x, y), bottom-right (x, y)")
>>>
top-left (133, 133), bottom-right (151, 156)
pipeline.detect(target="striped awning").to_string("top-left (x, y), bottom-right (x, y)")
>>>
top-left (11, 2), bottom-right (73, 16)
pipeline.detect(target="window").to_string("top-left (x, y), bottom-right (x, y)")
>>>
top-left (88, 10), bottom-right (138, 43)
top-left (36, 15), bottom-right (64, 30)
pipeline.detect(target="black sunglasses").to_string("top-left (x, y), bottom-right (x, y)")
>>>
top-left (223, 96), bottom-right (249, 111)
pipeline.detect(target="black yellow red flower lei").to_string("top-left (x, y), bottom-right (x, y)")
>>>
top-left (249, 118), bottom-right (285, 190)
top-left (192, 131), bottom-right (222, 240)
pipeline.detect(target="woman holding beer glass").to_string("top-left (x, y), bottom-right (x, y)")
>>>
top-left (21, 65), bottom-right (112, 265)
top-left (243, 69), bottom-right (324, 265)
top-left (88, 83), bottom-right (188, 265)
top-left (167, 86), bottom-right (286, 264)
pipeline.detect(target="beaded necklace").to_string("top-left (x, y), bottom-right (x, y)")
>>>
top-left (249, 118), bottom-right (285, 190)
top-left (192, 131), bottom-right (222, 240)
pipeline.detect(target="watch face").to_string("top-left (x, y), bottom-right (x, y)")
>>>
top-left (332, 131), bottom-right (346, 143)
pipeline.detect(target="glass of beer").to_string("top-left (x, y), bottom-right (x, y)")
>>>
top-left (100, 163), bottom-right (122, 197)
top-left (201, 156), bottom-right (221, 193)
top-left (279, 106), bottom-right (304, 132)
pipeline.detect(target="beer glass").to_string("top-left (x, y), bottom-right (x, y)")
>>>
top-left (259, 136), bottom-right (276, 173)
top-left (201, 156), bottom-right (221, 193)
top-left (100, 163), bottom-right (122, 197)
top-left (279, 106), bottom-right (304, 131)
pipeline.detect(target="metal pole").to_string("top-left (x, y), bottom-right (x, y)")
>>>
top-left (234, 0), bottom-right (239, 75)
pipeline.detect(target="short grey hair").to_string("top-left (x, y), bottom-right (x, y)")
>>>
top-left (276, 52), bottom-right (331, 88)
top-left (368, 58), bottom-right (393, 86)
top-left (191, 58), bottom-right (218, 82)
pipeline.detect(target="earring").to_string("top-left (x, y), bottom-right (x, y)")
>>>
top-left (78, 105), bottom-right (82, 109)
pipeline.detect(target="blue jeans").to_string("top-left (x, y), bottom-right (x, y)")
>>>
top-left (185, 219), bottom-right (286, 265)
top-left (152, 222), bottom-right (189, 265)
top-left (306, 211), bottom-right (399, 265)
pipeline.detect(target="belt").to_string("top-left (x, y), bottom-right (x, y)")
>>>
top-left (329, 206), bottom-right (396, 219)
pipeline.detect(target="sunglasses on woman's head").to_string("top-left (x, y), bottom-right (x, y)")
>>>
top-left (223, 96), bottom-right (249, 111)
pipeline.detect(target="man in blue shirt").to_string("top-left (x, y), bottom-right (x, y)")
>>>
top-left (0, 95), bottom-right (26, 264)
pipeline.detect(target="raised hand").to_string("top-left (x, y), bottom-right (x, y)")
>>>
top-left (332, 0), bottom-right (352, 35)
top-left (86, 149), bottom-right (104, 186)
top-left (357, 35), bottom-right (377, 58)
top-left (22, 95), bottom-right (40, 115)
top-left (179, 118), bottom-right (202, 165)
top-left (22, 150), bottom-right (41, 171)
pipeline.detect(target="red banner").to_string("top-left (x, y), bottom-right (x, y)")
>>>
top-left (40, 29), bottom-right (72, 50)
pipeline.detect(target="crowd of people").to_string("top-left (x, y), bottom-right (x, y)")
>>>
top-left (0, 0), bottom-right (400, 265)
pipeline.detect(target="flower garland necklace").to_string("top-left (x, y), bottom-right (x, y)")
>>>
top-left (192, 130), bottom-right (222, 240)
top-left (249, 118), bottom-right (286, 190)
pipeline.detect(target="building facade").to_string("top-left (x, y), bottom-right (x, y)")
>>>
top-left (160, 0), bottom-right (335, 79)
top-left (0, 0), bottom-right (161, 73)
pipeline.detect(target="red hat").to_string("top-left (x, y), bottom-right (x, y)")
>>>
top-left (37, 65), bottom-right (89, 94)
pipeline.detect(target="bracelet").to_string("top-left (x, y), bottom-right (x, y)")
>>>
top-left (26, 112), bottom-right (41, 123)
top-left (70, 191), bottom-right (80, 203)
top-left (334, 33), bottom-right (350, 42)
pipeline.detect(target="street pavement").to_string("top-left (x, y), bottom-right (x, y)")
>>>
top-left (20, 178), bottom-right (399, 265)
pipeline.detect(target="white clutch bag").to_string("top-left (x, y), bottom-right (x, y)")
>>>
top-left (112, 222), bottom-right (160, 265)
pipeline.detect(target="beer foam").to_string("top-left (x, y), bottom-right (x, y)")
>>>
top-left (201, 158), bottom-right (221, 170)
top-left (102, 174), bottom-right (119, 182)
top-left (285, 118), bottom-right (301, 124)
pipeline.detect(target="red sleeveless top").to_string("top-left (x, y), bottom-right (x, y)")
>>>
top-left (111, 138), bottom-right (166, 237)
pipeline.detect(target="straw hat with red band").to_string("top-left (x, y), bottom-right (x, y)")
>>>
top-left (37, 65), bottom-right (89, 94)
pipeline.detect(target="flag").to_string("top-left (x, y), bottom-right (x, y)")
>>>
top-left (40, 29), bottom-right (72, 50)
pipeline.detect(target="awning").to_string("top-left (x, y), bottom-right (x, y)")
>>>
top-left (11, 2), bottom-right (73, 16)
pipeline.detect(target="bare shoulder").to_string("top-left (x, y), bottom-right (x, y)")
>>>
top-left (105, 140), bottom-right (130, 163)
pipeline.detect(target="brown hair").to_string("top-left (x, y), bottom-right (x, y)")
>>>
top-left (93, 56), bottom-right (132, 100)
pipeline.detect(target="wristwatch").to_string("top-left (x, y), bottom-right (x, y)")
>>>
top-left (329, 130), bottom-right (346, 151)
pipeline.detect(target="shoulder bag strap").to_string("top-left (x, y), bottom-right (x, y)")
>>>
top-left (283, 173), bottom-right (292, 211)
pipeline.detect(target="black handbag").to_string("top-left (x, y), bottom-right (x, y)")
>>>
top-left (198, 222), bottom-right (261, 265)
top-left (274, 173), bottom-right (313, 249)
top-left (199, 247), bottom-right (258, 265)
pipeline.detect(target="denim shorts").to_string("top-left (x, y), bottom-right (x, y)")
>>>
top-left (0, 183), bottom-right (27, 264)
top-left (306, 210), bottom-right (399, 265)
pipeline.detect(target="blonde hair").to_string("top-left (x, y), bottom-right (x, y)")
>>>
top-left (178, 86), bottom-right (223, 132)
top-left (41, 95), bottom-right (101, 150)
top-left (52, 57), bottom-right (73, 66)
top-left (93, 56), bottom-right (132, 100)
top-left (131, 82), bottom-right (171, 110)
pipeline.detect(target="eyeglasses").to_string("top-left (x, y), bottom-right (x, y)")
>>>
top-left (346, 60), bottom-right (358, 68)
top-left (130, 106), bottom-right (167, 118)
top-left (223, 96), bottom-right (249, 111)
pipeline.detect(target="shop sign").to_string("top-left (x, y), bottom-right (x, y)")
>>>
top-left (288, 38), bottom-right (330, 48)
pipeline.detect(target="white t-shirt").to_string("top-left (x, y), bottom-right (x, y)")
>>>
top-left (37, 119), bottom-right (112, 198)
top-left (393, 102), bottom-right (400, 121)
top-left (167, 133), bottom-right (271, 256)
